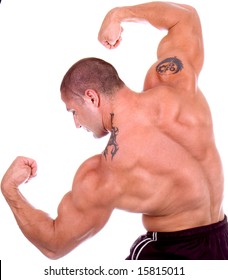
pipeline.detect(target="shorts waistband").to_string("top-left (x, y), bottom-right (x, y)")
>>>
top-left (146, 215), bottom-right (227, 240)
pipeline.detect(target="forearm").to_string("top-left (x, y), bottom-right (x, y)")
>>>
top-left (1, 183), bottom-right (57, 258)
top-left (101, 1), bottom-right (203, 72)
top-left (109, 2), bottom-right (193, 30)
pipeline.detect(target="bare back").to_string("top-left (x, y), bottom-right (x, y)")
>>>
top-left (96, 2), bottom-right (225, 232)
top-left (101, 67), bottom-right (224, 232)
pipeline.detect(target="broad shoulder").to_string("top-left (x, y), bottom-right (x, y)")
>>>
top-left (73, 155), bottom-right (104, 191)
top-left (71, 155), bottom-right (120, 208)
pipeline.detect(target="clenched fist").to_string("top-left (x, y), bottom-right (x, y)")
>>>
top-left (98, 8), bottom-right (123, 49)
top-left (1, 156), bottom-right (37, 192)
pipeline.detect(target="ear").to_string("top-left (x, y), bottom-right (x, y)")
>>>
top-left (84, 89), bottom-right (100, 107)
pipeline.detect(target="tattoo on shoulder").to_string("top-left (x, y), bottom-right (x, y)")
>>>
top-left (156, 56), bottom-right (183, 75)
top-left (103, 113), bottom-right (119, 160)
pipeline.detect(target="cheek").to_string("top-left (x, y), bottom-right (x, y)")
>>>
top-left (86, 108), bottom-right (98, 121)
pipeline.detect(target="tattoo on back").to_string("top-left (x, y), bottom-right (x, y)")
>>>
top-left (156, 56), bottom-right (183, 75)
top-left (103, 113), bottom-right (119, 160)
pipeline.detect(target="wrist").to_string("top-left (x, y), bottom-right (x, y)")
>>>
top-left (108, 7), bottom-right (128, 24)
top-left (1, 179), bottom-right (19, 199)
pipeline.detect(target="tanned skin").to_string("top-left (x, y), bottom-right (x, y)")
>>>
top-left (1, 2), bottom-right (224, 259)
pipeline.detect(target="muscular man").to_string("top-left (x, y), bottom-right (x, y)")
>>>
top-left (1, 2), bottom-right (228, 260)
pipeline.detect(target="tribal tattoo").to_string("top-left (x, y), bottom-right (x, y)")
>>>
top-left (156, 56), bottom-right (183, 75)
top-left (103, 113), bottom-right (119, 160)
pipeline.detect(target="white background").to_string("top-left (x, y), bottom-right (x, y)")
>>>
top-left (0, 0), bottom-right (228, 278)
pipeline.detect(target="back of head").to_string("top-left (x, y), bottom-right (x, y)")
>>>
top-left (60, 57), bottom-right (124, 99)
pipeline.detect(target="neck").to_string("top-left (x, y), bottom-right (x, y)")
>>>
top-left (102, 86), bottom-right (137, 132)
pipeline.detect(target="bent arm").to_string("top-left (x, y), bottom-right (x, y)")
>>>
top-left (99, 1), bottom-right (204, 74)
top-left (1, 156), bottom-right (113, 259)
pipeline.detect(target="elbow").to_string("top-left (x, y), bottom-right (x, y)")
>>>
top-left (40, 241), bottom-right (76, 260)
top-left (39, 241), bottom-right (68, 260)
top-left (174, 4), bottom-right (199, 24)
top-left (185, 5), bottom-right (200, 23)
top-left (41, 220), bottom-right (76, 260)
top-left (42, 249), bottom-right (66, 260)
top-left (179, 3), bottom-right (198, 15)
top-left (46, 254), bottom-right (62, 260)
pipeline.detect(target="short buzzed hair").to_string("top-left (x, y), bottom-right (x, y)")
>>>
top-left (60, 57), bottom-right (125, 99)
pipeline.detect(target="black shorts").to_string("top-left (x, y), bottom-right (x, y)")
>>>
top-left (126, 216), bottom-right (228, 260)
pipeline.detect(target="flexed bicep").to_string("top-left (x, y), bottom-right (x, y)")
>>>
top-left (52, 156), bottom-right (115, 258)
top-left (156, 5), bottom-right (204, 75)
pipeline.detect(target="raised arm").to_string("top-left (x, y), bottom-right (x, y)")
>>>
top-left (98, 1), bottom-right (204, 75)
top-left (1, 156), bottom-right (113, 259)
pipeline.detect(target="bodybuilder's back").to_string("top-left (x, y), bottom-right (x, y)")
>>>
top-left (102, 66), bottom-right (224, 232)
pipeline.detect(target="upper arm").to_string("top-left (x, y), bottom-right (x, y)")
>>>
top-left (52, 156), bottom-right (114, 258)
top-left (156, 4), bottom-right (204, 75)
top-left (143, 4), bottom-right (203, 92)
